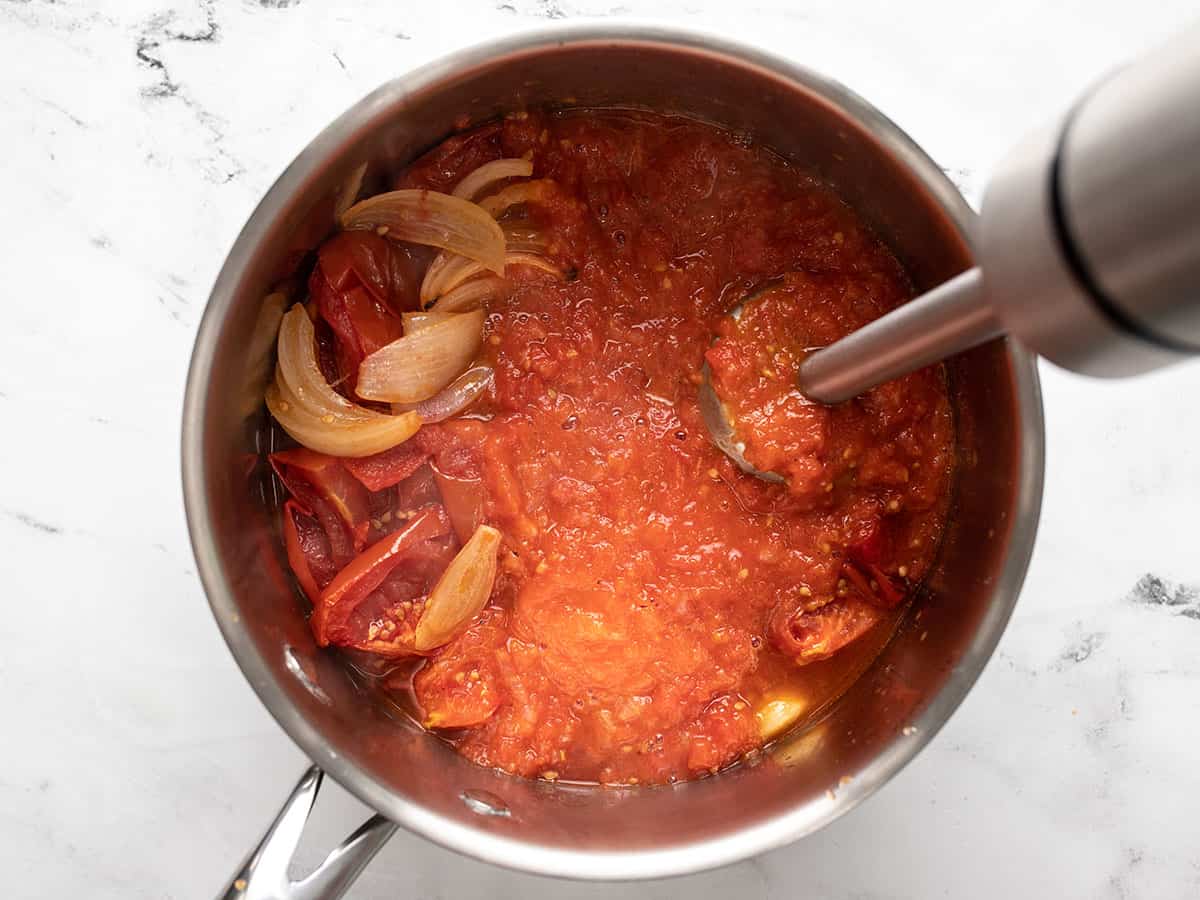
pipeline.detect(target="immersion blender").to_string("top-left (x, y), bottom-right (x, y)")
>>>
top-left (794, 26), bottom-right (1200, 405)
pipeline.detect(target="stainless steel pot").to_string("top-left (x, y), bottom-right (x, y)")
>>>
top-left (183, 23), bottom-right (1044, 896)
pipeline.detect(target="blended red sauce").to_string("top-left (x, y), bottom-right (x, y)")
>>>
top-left (278, 110), bottom-right (955, 785)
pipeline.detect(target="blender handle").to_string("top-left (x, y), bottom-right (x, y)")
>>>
top-left (981, 21), bottom-right (1200, 376)
top-left (799, 23), bottom-right (1200, 403)
top-left (216, 767), bottom-right (397, 900)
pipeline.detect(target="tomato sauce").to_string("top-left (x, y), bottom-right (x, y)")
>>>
top-left (275, 110), bottom-right (955, 786)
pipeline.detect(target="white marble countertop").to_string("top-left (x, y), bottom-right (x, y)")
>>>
top-left (3, 1), bottom-right (1199, 897)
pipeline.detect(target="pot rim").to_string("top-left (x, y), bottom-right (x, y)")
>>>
top-left (182, 21), bottom-right (1045, 881)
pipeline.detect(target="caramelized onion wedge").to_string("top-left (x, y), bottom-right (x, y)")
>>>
top-left (267, 382), bottom-right (421, 457)
top-left (340, 189), bottom-right (506, 275)
top-left (478, 179), bottom-right (556, 218)
top-left (420, 253), bottom-right (483, 306)
top-left (276, 305), bottom-right (373, 421)
top-left (453, 158), bottom-right (534, 201)
top-left (414, 525), bottom-right (501, 651)
top-left (423, 252), bottom-right (565, 306)
top-left (420, 235), bottom-right (551, 306)
top-left (434, 276), bottom-right (507, 314)
top-left (357, 308), bottom-right (486, 404)
top-left (269, 306), bottom-right (422, 457)
top-left (502, 225), bottom-right (549, 254)
top-left (394, 365), bottom-right (494, 423)
top-left (401, 311), bottom-right (454, 333)
top-left (455, 251), bottom-right (564, 285)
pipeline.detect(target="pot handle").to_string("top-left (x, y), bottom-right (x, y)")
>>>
top-left (217, 766), bottom-right (398, 900)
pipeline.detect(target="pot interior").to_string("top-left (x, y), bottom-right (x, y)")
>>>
top-left (186, 30), bottom-right (1038, 878)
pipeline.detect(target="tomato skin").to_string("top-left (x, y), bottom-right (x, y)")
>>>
top-left (393, 122), bottom-right (502, 193)
top-left (342, 441), bottom-right (430, 493)
top-left (845, 515), bottom-right (887, 566)
top-left (309, 231), bottom-right (420, 387)
top-left (309, 272), bottom-right (400, 386)
top-left (430, 464), bottom-right (484, 544)
top-left (339, 426), bottom-right (471, 494)
top-left (770, 595), bottom-right (883, 664)
top-left (281, 500), bottom-right (335, 602)
top-left (312, 506), bottom-right (451, 647)
top-left (343, 534), bottom-right (459, 658)
top-left (842, 562), bottom-right (906, 609)
top-left (270, 448), bottom-right (372, 552)
top-left (317, 230), bottom-right (422, 311)
top-left (413, 607), bottom-right (508, 728)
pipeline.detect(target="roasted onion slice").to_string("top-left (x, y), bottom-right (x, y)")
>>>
top-left (477, 179), bottom-right (556, 218)
top-left (356, 309), bottom-right (486, 404)
top-left (394, 365), bottom-right (494, 423)
top-left (452, 158), bottom-right (534, 201)
top-left (267, 305), bottom-right (421, 457)
top-left (433, 276), bottom-right (507, 314)
top-left (340, 189), bottom-right (506, 275)
top-left (414, 524), bottom-right (502, 651)
top-left (421, 252), bottom-right (564, 307)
